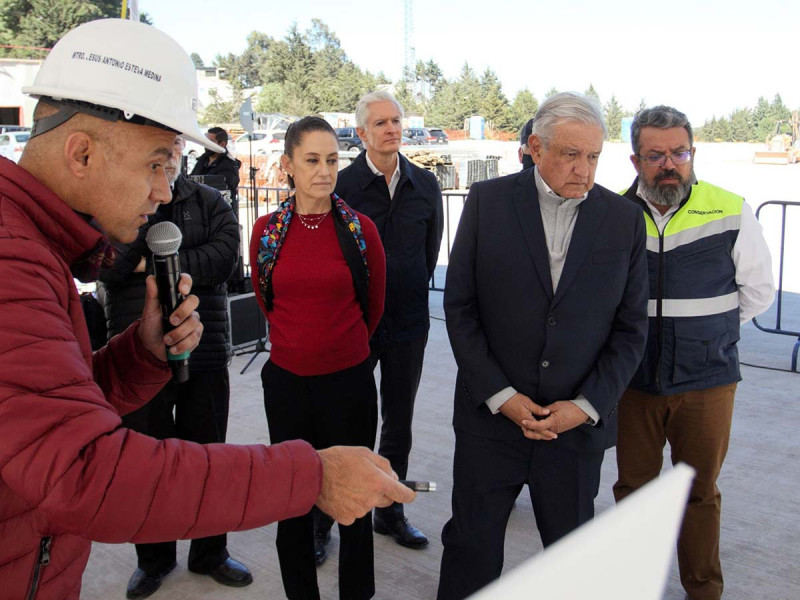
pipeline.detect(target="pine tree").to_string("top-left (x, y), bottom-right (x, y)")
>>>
top-left (729, 108), bottom-right (752, 142)
top-left (604, 95), bottom-right (625, 140)
top-left (478, 68), bottom-right (511, 131)
top-left (584, 84), bottom-right (600, 104)
top-left (509, 88), bottom-right (539, 132)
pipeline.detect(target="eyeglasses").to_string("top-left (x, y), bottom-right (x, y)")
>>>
top-left (637, 151), bottom-right (692, 168)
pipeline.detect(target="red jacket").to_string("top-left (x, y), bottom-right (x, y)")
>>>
top-left (0, 158), bottom-right (322, 600)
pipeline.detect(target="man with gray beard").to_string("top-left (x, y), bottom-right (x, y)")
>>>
top-left (615, 105), bottom-right (774, 600)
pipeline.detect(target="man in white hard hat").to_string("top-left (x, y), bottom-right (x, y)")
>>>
top-left (0, 18), bottom-right (414, 600)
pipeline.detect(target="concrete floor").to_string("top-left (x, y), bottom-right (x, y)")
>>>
top-left (81, 291), bottom-right (800, 600)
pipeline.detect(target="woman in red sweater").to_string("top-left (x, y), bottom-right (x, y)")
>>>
top-left (249, 116), bottom-right (386, 600)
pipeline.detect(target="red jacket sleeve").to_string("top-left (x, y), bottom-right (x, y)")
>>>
top-left (93, 320), bottom-right (172, 416)
top-left (359, 213), bottom-right (386, 337)
top-left (0, 236), bottom-right (322, 544)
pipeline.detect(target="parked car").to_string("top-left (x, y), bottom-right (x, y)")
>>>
top-left (401, 136), bottom-right (423, 146)
top-left (428, 127), bottom-right (449, 145)
top-left (403, 127), bottom-right (438, 145)
top-left (0, 125), bottom-right (30, 135)
top-left (335, 127), bottom-right (363, 151)
top-left (235, 129), bottom-right (286, 156)
top-left (0, 131), bottom-right (30, 162)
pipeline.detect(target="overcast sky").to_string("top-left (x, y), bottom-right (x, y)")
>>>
top-left (144, 0), bottom-right (799, 125)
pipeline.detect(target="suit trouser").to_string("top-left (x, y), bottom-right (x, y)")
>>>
top-left (437, 430), bottom-right (604, 600)
top-left (613, 384), bottom-right (736, 600)
top-left (121, 369), bottom-right (231, 574)
top-left (262, 359), bottom-right (378, 600)
top-left (371, 334), bottom-right (428, 480)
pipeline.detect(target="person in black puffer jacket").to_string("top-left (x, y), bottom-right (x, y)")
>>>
top-left (97, 135), bottom-right (249, 599)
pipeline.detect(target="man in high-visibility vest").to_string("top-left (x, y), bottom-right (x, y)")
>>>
top-left (614, 105), bottom-right (775, 600)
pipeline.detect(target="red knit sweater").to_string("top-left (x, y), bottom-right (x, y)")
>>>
top-left (250, 210), bottom-right (385, 376)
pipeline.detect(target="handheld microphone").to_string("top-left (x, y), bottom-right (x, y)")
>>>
top-left (146, 221), bottom-right (190, 383)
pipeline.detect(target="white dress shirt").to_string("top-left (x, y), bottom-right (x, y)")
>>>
top-left (365, 152), bottom-right (401, 200)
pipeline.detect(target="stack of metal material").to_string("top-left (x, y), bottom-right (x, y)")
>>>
top-left (467, 159), bottom-right (487, 188)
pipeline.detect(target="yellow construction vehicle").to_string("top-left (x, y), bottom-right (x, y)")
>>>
top-left (754, 112), bottom-right (800, 164)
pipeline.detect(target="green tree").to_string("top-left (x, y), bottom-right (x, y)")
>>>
top-left (604, 94), bottom-right (625, 140)
top-left (216, 31), bottom-right (273, 90)
top-left (453, 63), bottom-right (482, 118)
top-left (729, 108), bottom-right (752, 142)
top-left (751, 96), bottom-right (772, 142)
top-left (202, 88), bottom-right (238, 125)
top-left (395, 77), bottom-right (422, 116)
top-left (544, 87), bottom-right (559, 99)
top-left (769, 93), bottom-right (791, 122)
top-left (478, 68), bottom-right (511, 130)
top-left (419, 59), bottom-right (444, 98)
top-left (0, 0), bottom-right (101, 56)
top-left (254, 82), bottom-right (287, 114)
top-left (509, 88), bottom-right (539, 132)
top-left (426, 81), bottom-right (463, 129)
top-left (0, 0), bottom-right (150, 57)
top-left (190, 52), bottom-right (205, 69)
top-left (584, 84), bottom-right (600, 103)
top-left (715, 116), bottom-right (731, 141)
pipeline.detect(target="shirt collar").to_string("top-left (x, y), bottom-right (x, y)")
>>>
top-left (365, 151), bottom-right (400, 182)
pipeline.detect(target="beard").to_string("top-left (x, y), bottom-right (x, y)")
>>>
top-left (640, 165), bottom-right (696, 207)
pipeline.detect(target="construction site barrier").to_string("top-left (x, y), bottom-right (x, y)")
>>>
top-left (753, 200), bottom-right (800, 372)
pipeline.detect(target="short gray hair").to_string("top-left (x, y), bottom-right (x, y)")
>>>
top-left (631, 105), bottom-right (693, 156)
top-left (531, 92), bottom-right (607, 147)
top-left (355, 90), bottom-right (404, 129)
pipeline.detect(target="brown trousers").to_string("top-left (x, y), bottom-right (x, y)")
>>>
top-left (613, 384), bottom-right (736, 600)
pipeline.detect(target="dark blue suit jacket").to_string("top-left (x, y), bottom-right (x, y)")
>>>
top-left (335, 151), bottom-right (443, 345)
top-left (444, 168), bottom-right (649, 453)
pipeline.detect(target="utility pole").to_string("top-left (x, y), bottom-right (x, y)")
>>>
top-left (403, 0), bottom-right (415, 83)
top-left (122, 0), bottom-right (139, 21)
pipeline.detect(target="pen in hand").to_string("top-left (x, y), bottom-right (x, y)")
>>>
top-left (399, 480), bottom-right (437, 492)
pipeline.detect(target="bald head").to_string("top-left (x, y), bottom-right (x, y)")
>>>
top-left (19, 100), bottom-right (176, 243)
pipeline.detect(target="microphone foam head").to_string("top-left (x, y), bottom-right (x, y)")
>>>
top-left (146, 221), bottom-right (182, 256)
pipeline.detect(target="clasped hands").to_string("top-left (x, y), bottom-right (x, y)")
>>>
top-left (499, 393), bottom-right (588, 440)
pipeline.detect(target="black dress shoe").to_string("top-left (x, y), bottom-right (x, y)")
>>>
top-left (314, 527), bottom-right (331, 566)
top-left (126, 562), bottom-right (176, 600)
top-left (190, 557), bottom-right (253, 587)
top-left (373, 514), bottom-right (429, 548)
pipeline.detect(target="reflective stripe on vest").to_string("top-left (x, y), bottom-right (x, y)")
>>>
top-left (647, 291), bottom-right (739, 317)
top-left (642, 181), bottom-right (743, 253)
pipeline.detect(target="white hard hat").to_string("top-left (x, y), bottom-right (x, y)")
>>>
top-left (22, 18), bottom-right (223, 153)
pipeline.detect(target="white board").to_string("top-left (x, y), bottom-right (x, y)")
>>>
top-left (470, 463), bottom-right (695, 600)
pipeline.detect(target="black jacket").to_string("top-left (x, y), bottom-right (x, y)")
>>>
top-left (444, 169), bottom-right (649, 452)
top-left (98, 175), bottom-right (240, 370)
top-left (191, 151), bottom-right (241, 200)
top-left (335, 151), bottom-right (443, 344)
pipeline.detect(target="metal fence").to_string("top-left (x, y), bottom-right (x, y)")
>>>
top-left (430, 190), bottom-right (469, 291)
top-left (753, 200), bottom-right (800, 371)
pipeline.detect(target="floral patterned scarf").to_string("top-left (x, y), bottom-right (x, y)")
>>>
top-left (257, 193), bottom-right (369, 316)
